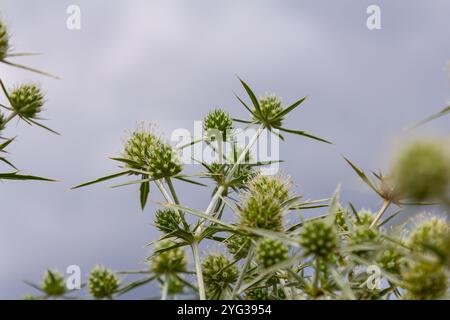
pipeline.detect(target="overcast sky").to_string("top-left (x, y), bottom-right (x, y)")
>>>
top-left (0, 0), bottom-right (449, 299)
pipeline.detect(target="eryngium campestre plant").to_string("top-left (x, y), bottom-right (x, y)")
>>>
top-left (61, 78), bottom-right (450, 301)
top-left (0, 21), bottom-right (8, 60)
top-left (88, 266), bottom-right (120, 299)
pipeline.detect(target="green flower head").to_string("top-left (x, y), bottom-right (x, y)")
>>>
top-left (147, 142), bottom-right (183, 180)
top-left (88, 266), bottom-right (120, 299)
top-left (154, 209), bottom-right (182, 234)
top-left (123, 126), bottom-right (160, 170)
top-left (203, 109), bottom-right (233, 140)
top-left (42, 270), bottom-right (66, 297)
top-left (202, 253), bottom-right (238, 299)
top-left (409, 216), bottom-right (450, 263)
top-left (392, 140), bottom-right (450, 201)
top-left (150, 240), bottom-right (187, 274)
top-left (254, 95), bottom-right (284, 128)
top-left (248, 173), bottom-right (291, 204)
top-left (299, 220), bottom-right (337, 260)
top-left (256, 238), bottom-right (289, 268)
top-left (9, 83), bottom-right (44, 119)
top-left (401, 261), bottom-right (448, 300)
top-left (240, 193), bottom-right (284, 231)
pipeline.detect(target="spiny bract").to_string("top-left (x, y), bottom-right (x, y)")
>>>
top-left (256, 238), bottom-right (289, 268)
top-left (88, 266), bottom-right (120, 299)
top-left (150, 240), bottom-right (187, 274)
top-left (203, 109), bottom-right (233, 140)
top-left (299, 220), bottom-right (337, 260)
top-left (9, 83), bottom-right (44, 119)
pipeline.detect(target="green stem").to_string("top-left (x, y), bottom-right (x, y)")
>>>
top-left (191, 241), bottom-right (206, 300)
top-left (370, 200), bottom-right (391, 228)
top-left (312, 258), bottom-right (320, 297)
top-left (230, 244), bottom-right (255, 300)
top-left (161, 274), bottom-right (169, 300)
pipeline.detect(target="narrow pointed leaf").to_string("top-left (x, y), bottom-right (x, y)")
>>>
top-left (71, 171), bottom-right (131, 189)
top-left (276, 126), bottom-right (332, 144)
top-left (343, 157), bottom-right (383, 197)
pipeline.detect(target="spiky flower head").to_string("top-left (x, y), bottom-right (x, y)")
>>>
top-left (154, 209), bottom-right (181, 234)
top-left (240, 193), bottom-right (283, 231)
top-left (256, 238), bottom-right (289, 268)
top-left (202, 253), bottom-right (238, 299)
top-left (9, 83), bottom-right (44, 119)
top-left (88, 266), bottom-right (120, 299)
top-left (150, 240), bottom-right (187, 274)
top-left (247, 173), bottom-right (291, 203)
top-left (401, 261), bottom-right (448, 300)
top-left (254, 95), bottom-right (284, 128)
top-left (0, 21), bottom-right (9, 60)
top-left (42, 270), bottom-right (66, 297)
top-left (299, 220), bottom-right (337, 260)
top-left (225, 233), bottom-right (251, 260)
top-left (203, 109), bottom-right (233, 140)
top-left (147, 142), bottom-right (183, 180)
top-left (408, 216), bottom-right (450, 263)
top-left (123, 127), bottom-right (160, 170)
top-left (392, 140), bottom-right (450, 201)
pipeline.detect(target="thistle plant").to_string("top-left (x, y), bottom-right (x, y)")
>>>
top-left (28, 77), bottom-right (449, 301)
top-left (0, 19), bottom-right (58, 187)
